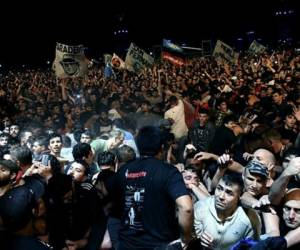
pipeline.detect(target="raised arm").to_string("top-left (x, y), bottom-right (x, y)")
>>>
top-left (269, 157), bottom-right (300, 205)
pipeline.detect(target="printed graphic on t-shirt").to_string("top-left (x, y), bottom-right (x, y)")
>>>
top-left (124, 185), bottom-right (145, 231)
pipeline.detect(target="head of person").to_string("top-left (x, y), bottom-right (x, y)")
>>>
top-left (19, 130), bottom-right (33, 147)
top-left (67, 161), bottom-right (89, 183)
top-left (97, 151), bottom-right (116, 170)
top-left (72, 143), bottom-right (94, 165)
top-left (115, 145), bottom-right (136, 169)
top-left (252, 148), bottom-right (276, 170)
top-left (182, 166), bottom-right (199, 190)
top-left (48, 133), bottom-right (63, 155)
top-left (140, 100), bottom-right (151, 113)
top-left (0, 133), bottom-right (10, 147)
top-left (9, 124), bottom-right (20, 138)
top-left (0, 177), bottom-right (45, 233)
top-left (61, 135), bottom-right (72, 148)
top-left (31, 136), bottom-right (48, 156)
top-left (283, 108), bottom-right (297, 130)
top-left (283, 188), bottom-right (300, 229)
top-left (36, 103), bottom-right (46, 117)
top-left (136, 126), bottom-right (163, 157)
top-left (272, 89), bottom-right (284, 105)
top-left (223, 114), bottom-right (237, 130)
top-left (282, 147), bottom-right (300, 169)
top-left (197, 108), bottom-right (209, 127)
top-left (214, 172), bottom-right (244, 215)
top-left (2, 117), bottom-right (11, 128)
top-left (262, 129), bottom-right (283, 154)
top-left (217, 100), bottom-right (228, 112)
top-left (10, 146), bottom-right (33, 168)
top-left (0, 160), bottom-right (19, 188)
top-left (80, 130), bottom-right (93, 144)
top-left (243, 160), bottom-right (268, 197)
top-left (169, 95), bottom-right (178, 108)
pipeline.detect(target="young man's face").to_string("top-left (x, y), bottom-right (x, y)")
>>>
top-left (219, 102), bottom-right (228, 112)
top-left (67, 162), bottom-right (86, 182)
top-left (32, 142), bottom-right (45, 155)
top-left (0, 165), bottom-right (13, 187)
top-left (0, 136), bottom-right (9, 147)
top-left (214, 179), bottom-right (240, 213)
top-left (283, 200), bottom-right (300, 229)
top-left (9, 125), bottom-right (20, 138)
top-left (198, 113), bottom-right (209, 126)
top-left (80, 134), bottom-right (92, 144)
top-left (243, 168), bottom-right (266, 197)
top-left (272, 93), bottom-right (283, 104)
top-left (285, 115), bottom-right (296, 129)
top-left (182, 170), bottom-right (199, 189)
top-left (48, 137), bottom-right (62, 155)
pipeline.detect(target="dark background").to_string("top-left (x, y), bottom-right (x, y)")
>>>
top-left (0, 0), bottom-right (299, 67)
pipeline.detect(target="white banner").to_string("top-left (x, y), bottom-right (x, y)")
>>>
top-left (125, 43), bottom-right (154, 73)
top-left (213, 40), bottom-right (239, 64)
top-left (52, 43), bottom-right (88, 78)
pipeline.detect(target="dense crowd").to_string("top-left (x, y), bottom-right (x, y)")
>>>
top-left (0, 48), bottom-right (300, 250)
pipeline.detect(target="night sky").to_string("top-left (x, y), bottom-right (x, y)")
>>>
top-left (0, 0), bottom-right (299, 67)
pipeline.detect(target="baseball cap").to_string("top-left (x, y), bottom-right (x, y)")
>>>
top-left (246, 160), bottom-right (269, 179)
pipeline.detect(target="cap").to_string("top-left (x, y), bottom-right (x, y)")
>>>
top-left (246, 160), bottom-right (269, 179)
top-left (283, 188), bottom-right (300, 204)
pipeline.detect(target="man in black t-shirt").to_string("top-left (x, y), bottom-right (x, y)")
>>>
top-left (106, 126), bottom-right (193, 250)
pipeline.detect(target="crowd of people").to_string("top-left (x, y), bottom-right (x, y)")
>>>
top-left (0, 47), bottom-right (300, 250)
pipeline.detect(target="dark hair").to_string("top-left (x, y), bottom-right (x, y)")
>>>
top-left (0, 160), bottom-right (20, 174)
top-left (97, 151), bottom-right (116, 166)
top-left (198, 108), bottom-right (209, 115)
top-left (169, 95), bottom-right (178, 106)
top-left (136, 126), bottom-right (163, 156)
top-left (0, 132), bottom-right (10, 139)
top-left (47, 133), bottom-right (62, 145)
top-left (221, 171), bottom-right (244, 194)
top-left (74, 129), bottom-right (84, 143)
top-left (10, 146), bottom-right (32, 166)
top-left (33, 136), bottom-right (48, 148)
top-left (62, 135), bottom-right (72, 148)
top-left (72, 143), bottom-right (92, 161)
top-left (81, 130), bottom-right (94, 140)
top-left (115, 145), bottom-right (136, 164)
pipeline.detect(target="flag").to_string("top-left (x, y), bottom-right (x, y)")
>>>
top-left (104, 63), bottom-right (115, 79)
top-left (103, 54), bottom-right (112, 64)
top-left (162, 39), bottom-right (185, 66)
top-left (213, 40), bottom-right (239, 64)
top-left (163, 39), bottom-right (184, 53)
top-left (125, 43), bottom-right (154, 73)
top-left (248, 40), bottom-right (266, 54)
top-left (111, 53), bottom-right (126, 70)
top-left (52, 43), bottom-right (88, 78)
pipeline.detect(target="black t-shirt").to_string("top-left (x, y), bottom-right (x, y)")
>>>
top-left (106, 157), bottom-right (189, 249)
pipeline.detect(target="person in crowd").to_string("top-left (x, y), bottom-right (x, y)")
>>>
top-left (105, 126), bottom-right (193, 249)
top-left (194, 172), bottom-right (256, 250)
